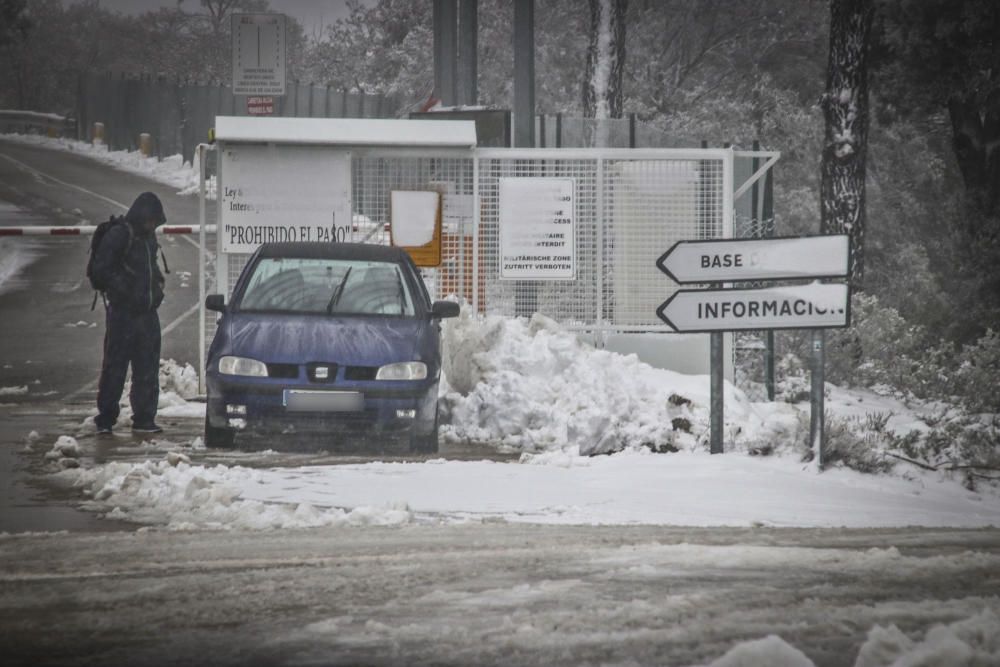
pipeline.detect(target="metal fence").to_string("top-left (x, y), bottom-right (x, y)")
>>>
top-left (205, 146), bottom-right (733, 333)
top-left (75, 73), bottom-right (399, 165)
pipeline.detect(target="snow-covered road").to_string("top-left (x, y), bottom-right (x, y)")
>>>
top-left (2, 523), bottom-right (998, 666)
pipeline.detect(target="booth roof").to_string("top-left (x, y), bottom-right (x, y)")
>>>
top-left (214, 116), bottom-right (477, 147)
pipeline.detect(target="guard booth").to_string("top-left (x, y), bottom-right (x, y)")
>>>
top-left (198, 116), bottom-right (772, 392)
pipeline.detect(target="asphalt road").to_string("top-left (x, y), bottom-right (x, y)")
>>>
top-left (2, 139), bottom-right (999, 667)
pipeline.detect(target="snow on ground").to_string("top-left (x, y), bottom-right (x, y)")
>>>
top-left (38, 316), bottom-right (999, 533)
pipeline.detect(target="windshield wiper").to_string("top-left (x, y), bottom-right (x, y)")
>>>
top-left (325, 267), bottom-right (352, 314)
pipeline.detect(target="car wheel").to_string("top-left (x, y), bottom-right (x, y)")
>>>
top-left (409, 412), bottom-right (439, 454)
top-left (204, 413), bottom-right (236, 448)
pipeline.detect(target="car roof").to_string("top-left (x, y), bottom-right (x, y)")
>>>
top-left (256, 242), bottom-right (410, 263)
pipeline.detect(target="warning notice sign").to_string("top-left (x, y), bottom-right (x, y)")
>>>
top-left (499, 178), bottom-right (576, 280)
top-left (219, 144), bottom-right (351, 254)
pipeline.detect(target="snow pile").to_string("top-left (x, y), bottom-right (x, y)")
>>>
top-left (702, 608), bottom-right (1000, 667)
top-left (854, 608), bottom-right (1000, 667)
top-left (705, 634), bottom-right (813, 667)
top-left (57, 455), bottom-right (413, 531)
top-left (43, 435), bottom-right (82, 468)
top-left (157, 359), bottom-right (205, 417)
top-left (159, 359), bottom-right (199, 399)
top-left (441, 307), bottom-right (802, 456)
top-left (0, 385), bottom-right (28, 396)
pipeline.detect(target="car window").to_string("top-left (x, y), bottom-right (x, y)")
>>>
top-left (238, 257), bottom-right (416, 316)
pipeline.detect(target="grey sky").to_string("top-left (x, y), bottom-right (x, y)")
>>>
top-left (91, 0), bottom-right (356, 37)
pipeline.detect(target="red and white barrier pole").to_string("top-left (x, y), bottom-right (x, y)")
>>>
top-left (0, 225), bottom-right (218, 236)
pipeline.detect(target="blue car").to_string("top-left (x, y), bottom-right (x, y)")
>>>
top-left (203, 242), bottom-right (459, 452)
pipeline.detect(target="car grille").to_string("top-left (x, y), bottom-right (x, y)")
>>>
top-left (344, 366), bottom-right (378, 381)
top-left (266, 363), bottom-right (298, 379)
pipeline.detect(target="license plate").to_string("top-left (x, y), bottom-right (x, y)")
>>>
top-left (283, 390), bottom-right (364, 412)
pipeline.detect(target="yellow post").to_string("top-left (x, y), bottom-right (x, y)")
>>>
top-left (139, 132), bottom-right (152, 157)
top-left (92, 122), bottom-right (105, 147)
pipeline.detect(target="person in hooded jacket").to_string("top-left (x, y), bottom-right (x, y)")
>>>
top-left (91, 192), bottom-right (167, 435)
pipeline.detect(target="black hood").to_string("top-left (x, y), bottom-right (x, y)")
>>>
top-left (125, 192), bottom-right (166, 227)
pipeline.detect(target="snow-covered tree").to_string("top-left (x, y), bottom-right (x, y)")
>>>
top-left (820, 0), bottom-right (874, 289)
top-left (582, 0), bottom-right (626, 145)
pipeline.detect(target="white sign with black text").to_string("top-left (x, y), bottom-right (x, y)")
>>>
top-left (499, 178), bottom-right (575, 280)
top-left (656, 283), bottom-right (851, 333)
top-left (656, 235), bottom-right (850, 284)
top-left (219, 144), bottom-right (351, 254)
top-left (232, 14), bottom-right (286, 96)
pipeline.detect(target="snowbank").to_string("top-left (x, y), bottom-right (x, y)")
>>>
top-left (56, 454), bottom-right (412, 531)
top-left (441, 308), bottom-right (802, 456)
top-left (0, 132), bottom-right (204, 195)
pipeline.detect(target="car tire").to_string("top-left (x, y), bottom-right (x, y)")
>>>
top-left (204, 413), bottom-right (236, 448)
top-left (410, 413), bottom-right (439, 454)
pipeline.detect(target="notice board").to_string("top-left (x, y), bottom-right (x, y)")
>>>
top-left (219, 144), bottom-right (351, 254)
top-left (499, 177), bottom-right (576, 280)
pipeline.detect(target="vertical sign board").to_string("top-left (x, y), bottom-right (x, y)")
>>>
top-left (232, 14), bottom-right (286, 96)
top-left (499, 178), bottom-right (575, 280)
top-left (219, 145), bottom-right (351, 254)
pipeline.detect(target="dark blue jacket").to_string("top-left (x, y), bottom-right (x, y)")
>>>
top-left (91, 221), bottom-right (165, 313)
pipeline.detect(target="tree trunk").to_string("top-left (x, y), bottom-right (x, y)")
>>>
top-left (582, 0), bottom-right (627, 147)
top-left (948, 90), bottom-right (1000, 224)
top-left (820, 0), bottom-right (873, 290)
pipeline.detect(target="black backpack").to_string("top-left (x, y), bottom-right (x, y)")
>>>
top-left (87, 215), bottom-right (133, 309)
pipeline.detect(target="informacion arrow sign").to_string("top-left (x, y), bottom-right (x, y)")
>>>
top-left (656, 235), bottom-right (850, 284)
top-left (656, 283), bottom-right (851, 333)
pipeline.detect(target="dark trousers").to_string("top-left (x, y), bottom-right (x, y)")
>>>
top-left (96, 306), bottom-right (161, 429)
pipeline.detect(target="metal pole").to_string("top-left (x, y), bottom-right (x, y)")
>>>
top-left (197, 143), bottom-right (207, 396)
top-left (513, 0), bottom-right (535, 148)
top-left (433, 0), bottom-right (457, 106)
top-left (457, 0), bottom-right (478, 106)
top-left (472, 153), bottom-right (480, 313)
top-left (810, 329), bottom-right (825, 467)
top-left (710, 330), bottom-right (724, 454)
top-left (629, 112), bottom-right (636, 148)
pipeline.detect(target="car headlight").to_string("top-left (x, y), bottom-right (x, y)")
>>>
top-left (376, 361), bottom-right (427, 380)
top-left (218, 355), bottom-right (268, 377)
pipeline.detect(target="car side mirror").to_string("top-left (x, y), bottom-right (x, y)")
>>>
top-left (205, 294), bottom-right (226, 313)
top-left (430, 300), bottom-right (460, 319)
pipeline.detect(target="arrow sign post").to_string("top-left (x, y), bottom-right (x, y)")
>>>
top-left (656, 283), bottom-right (850, 333)
top-left (653, 233), bottom-right (852, 464)
top-left (656, 235), bottom-right (850, 284)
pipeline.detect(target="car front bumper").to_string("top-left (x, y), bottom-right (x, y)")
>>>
top-left (206, 374), bottom-right (438, 441)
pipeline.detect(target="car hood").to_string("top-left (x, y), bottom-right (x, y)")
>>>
top-left (223, 313), bottom-right (427, 367)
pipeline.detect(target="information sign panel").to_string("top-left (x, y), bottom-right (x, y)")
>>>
top-left (232, 14), bottom-right (286, 96)
top-left (499, 178), bottom-right (575, 280)
top-left (656, 283), bottom-right (851, 333)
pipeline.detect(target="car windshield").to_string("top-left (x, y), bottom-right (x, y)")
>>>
top-left (238, 257), bottom-right (416, 316)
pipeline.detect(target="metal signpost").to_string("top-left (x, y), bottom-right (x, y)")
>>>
top-left (656, 234), bottom-right (851, 464)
